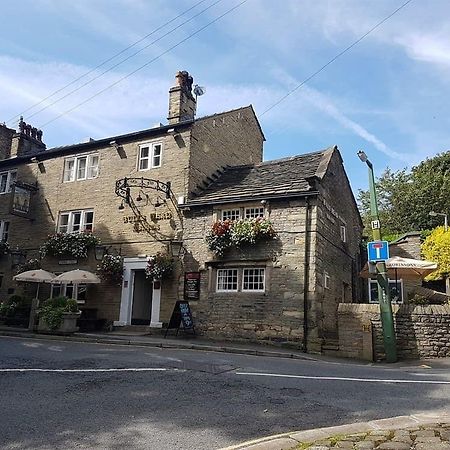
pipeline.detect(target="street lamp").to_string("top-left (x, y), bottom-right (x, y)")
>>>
top-left (429, 211), bottom-right (448, 232)
top-left (357, 150), bottom-right (397, 363)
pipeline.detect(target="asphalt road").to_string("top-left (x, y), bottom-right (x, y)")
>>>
top-left (1, 336), bottom-right (450, 450)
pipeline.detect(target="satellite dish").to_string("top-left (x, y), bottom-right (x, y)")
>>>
top-left (193, 85), bottom-right (205, 97)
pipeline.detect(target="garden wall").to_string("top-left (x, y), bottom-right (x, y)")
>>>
top-left (338, 303), bottom-right (450, 360)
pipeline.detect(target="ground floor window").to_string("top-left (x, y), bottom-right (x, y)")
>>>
top-left (51, 282), bottom-right (87, 304)
top-left (368, 279), bottom-right (403, 304)
top-left (216, 267), bottom-right (266, 293)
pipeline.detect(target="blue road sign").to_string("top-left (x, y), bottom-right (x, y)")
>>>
top-left (367, 240), bottom-right (389, 262)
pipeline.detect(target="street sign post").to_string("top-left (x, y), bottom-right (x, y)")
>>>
top-left (367, 240), bottom-right (389, 262)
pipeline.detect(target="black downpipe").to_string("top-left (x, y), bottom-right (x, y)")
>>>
top-left (303, 198), bottom-right (311, 353)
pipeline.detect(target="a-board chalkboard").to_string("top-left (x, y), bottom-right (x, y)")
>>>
top-left (164, 300), bottom-right (195, 337)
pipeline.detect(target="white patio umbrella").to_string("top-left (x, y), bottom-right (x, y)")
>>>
top-left (360, 256), bottom-right (438, 280)
top-left (53, 269), bottom-right (101, 284)
top-left (13, 269), bottom-right (56, 331)
top-left (13, 269), bottom-right (56, 298)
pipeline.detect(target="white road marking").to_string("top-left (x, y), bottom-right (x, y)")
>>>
top-left (235, 371), bottom-right (450, 385)
top-left (0, 368), bottom-right (168, 373)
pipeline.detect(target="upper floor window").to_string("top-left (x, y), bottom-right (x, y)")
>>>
top-left (0, 221), bottom-right (9, 242)
top-left (58, 209), bottom-right (94, 233)
top-left (245, 207), bottom-right (265, 219)
top-left (0, 170), bottom-right (16, 194)
top-left (222, 209), bottom-right (241, 221)
top-left (63, 154), bottom-right (99, 182)
top-left (139, 143), bottom-right (162, 170)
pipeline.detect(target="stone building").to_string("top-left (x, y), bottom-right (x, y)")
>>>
top-left (0, 70), bottom-right (362, 352)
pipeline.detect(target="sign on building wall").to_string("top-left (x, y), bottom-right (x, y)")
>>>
top-left (184, 272), bottom-right (200, 300)
top-left (10, 184), bottom-right (33, 219)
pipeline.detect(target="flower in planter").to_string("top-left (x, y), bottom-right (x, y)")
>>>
top-left (97, 254), bottom-right (123, 285)
top-left (205, 219), bottom-right (233, 256)
top-left (15, 258), bottom-right (41, 275)
top-left (206, 218), bottom-right (277, 256)
top-left (145, 253), bottom-right (174, 280)
top-left (38, 296), bottom-right (79, 331)
top-left (40, 232), bottom-right (100, 259)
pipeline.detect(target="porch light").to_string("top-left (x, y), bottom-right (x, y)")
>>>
top-left (118, 201), bottom-right (125, 210)
top-left (94, 245), bottom-right (107, 261)
top-left (10, 248), bottom-right (26, 267)
top-left (169, 240), bottom-right (184, 257)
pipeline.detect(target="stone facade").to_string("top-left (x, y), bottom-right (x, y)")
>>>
top-left (338, 303), bottom-right (450, 360)
top-left (0, 70), bottom-right (362, 353)
top-left (182, 148), bottom-right (362, 352)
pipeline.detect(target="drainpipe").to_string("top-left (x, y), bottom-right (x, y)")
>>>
top-left (303, 197), bottom-right (311, 353)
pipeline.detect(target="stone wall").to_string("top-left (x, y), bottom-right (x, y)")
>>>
top-left (338, 303), bottom-right (450, 360)
top-left (182, 199), bottom-right (309, 347)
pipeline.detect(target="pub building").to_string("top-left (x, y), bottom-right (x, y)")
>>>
top-left (0, 71), bottom-right (362, 353)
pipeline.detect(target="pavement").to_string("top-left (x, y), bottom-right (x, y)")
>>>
top-left (2, 326), bottom-right (450, 450)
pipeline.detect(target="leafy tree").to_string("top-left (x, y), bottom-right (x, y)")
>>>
top-left (358, 152), bottom-right (450, 236)
top-left (421, 226), bottom-right (450, 281)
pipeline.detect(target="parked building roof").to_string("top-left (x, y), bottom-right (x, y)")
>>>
top-left (187, 146), bottom-right (336, 205)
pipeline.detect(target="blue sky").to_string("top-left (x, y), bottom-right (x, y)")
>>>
top-left (1, 0), bottom-right (449, 194)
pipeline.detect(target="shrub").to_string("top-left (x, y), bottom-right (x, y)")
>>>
top-left (421, 226), bottom-right (450, 280)
top-left (145, 253), bottom-right (173, 280)
top-left (38, 296), bottom-right (80, 330)
top-left (40, 232), bottom-right (100, 259)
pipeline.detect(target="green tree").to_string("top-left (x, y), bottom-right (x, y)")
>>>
top-left (421, 226), bottom-right (450, 281)
top-left (358, 152), bottom-right (450, 236)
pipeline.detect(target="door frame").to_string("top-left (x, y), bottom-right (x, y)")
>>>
top-left (114, 257), bottom-right (162, 327)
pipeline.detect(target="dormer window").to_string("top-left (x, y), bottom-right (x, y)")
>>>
top-left (139, 143), bottom-right (162, 170)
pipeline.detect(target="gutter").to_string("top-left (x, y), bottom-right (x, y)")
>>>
top-left (303, 197), bottom-right (312, 353)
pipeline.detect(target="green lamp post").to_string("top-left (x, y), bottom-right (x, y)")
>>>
top-left (357, 150), bottom-right (397, 363)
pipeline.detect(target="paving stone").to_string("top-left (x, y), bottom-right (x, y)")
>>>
top-left (377, 442), bottom-right (411, 450)
top-left (309, 446), bottom-right (331, 450)
top-left (354, 442), bottom-right (375, 449)
top-left (334, 442), bottom-right (355, 449)
top-left (415, 443), bottom-right (450, 450)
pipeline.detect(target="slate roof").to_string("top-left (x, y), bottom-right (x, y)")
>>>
top-left (187, 146), bottom-right (336, 206)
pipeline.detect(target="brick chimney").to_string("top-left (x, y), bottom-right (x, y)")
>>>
top-left (11, 117), bottom-right (46, 158)
top-left (0, 123), bottom-right (15, 160)
top-left (167, 71), bottom-right (197, 124)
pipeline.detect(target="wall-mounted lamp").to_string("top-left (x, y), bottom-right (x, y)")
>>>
top-left (169, 240), bottom-right (184, 257)
top-left (10, 248), bottom-right (26, 267)
top-left (94, 245), bottom-right (107, 261)
top-left (118, 201), bottom-right (125, 210)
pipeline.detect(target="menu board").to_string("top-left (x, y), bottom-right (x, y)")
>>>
top-left (184, 272), bottom-right (200, 300)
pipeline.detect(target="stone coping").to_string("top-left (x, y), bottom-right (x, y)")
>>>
top-left (338, 303), bottom-right (450, 315)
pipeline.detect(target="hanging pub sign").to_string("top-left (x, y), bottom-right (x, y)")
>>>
top-left (184, 272), bottom-right (200, 300)
top-left (10, 183), bottom-right (34, 219)
top-left (164, 300), bottom-right (195, 337)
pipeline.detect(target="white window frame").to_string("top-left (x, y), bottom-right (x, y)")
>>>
top-left (244, 207), bottom-right (265, 219)
top-left (340, 225), bottom-right (347, 243)
top-left (242, 268), bottom-right (265, 292)
top-left (138, 142), bottom-right (162, 171)
top-left (368, 279), bottom-right (404, 304)
top-left (63, 154), bottom-right (99, 182)
top-left (0, 170), bottom-right (17, 194)
top-left (221, 209), bottom-right (241, 221)
top-left (58, 209), bottom-right (94, 233)
top-left (51, 281), bottom-right (87, 304)
top-left (216, 268), bottom-right (239, 292)
top-left (0, 221), bottom-right (9, 242)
